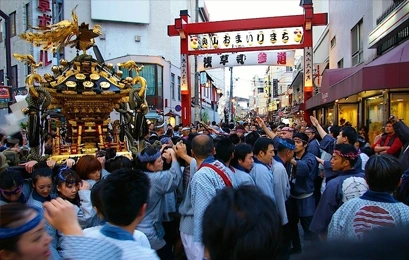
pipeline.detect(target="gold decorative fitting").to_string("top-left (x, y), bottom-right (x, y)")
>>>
top-left (90, 73), bottom-right (100, 81)
top-left (100, 82), bottom-right (110, 89)
top-left (65, 81), bottom-right (77, 89)
top-left (75, 73), bottom-right (86, 81)
top-left (62, 90), bottom-right (77, 95)
top-left (83, 91), bottom-right (96, 95)
top-left (83, 81), bottom-right (94, 89)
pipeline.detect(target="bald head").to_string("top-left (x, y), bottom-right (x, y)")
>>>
top-left (192, 135), bottom-right (214, 159)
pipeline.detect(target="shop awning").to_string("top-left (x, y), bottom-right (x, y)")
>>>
top-left (306, 66), bottom-right (362, 109)
top-left (363, 39), bottom-right (409, 90)
top-left (306, 39), bottom-right (409, 109)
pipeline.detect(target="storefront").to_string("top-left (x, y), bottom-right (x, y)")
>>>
top-left (364, 94), bottom-right (384, 144)
top-left (338, 103), bottom-right (358, 127)
top-left (307, 38), bottom-right (409, 134)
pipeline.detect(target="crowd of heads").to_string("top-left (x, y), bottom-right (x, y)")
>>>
top-left (1, 115), bottom-right (409, 260)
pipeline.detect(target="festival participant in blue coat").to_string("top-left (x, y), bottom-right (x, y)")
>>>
top-left (181, 135), bottom-right (234, 260)
top-left (230, 143), bottom-right (255, 186)
top-left (136, 146), bottom-right (182, 259)
top-left (272, 138), bottom-right (294, 227)
top-left (305, 127), bottom-right (323, 206)
top-left (328, 154), bottom-right (409, 241)
top-left (214, 137), bottom-right (242, 186)
top-left (71, 168), bottom-right (160, 259)
top-left (0, 168), bottom-right (32, 206)
top-left (273, 138), bottom-right (294, 258)
top-left (305, 127), bottom-right (321, 158)
top-left (0, 201), bottom-right (125, 260)
top-left (310, 116), bottom-right (365, 182)
top-left (287, 133), bottom-right (319, 250)
top-left (202, 186), bottom-right (281, 260)
top-left (310, 144), bottom-right (368, 239)
top-left (55, 167), bottom-right (96, 229)
top-left (250, 137), bottom-right (276, 202)
top-left (0, 203), bottom-right (54, 260)
top-left (83, 179), bottom-right (151, 248)
top-left (75, 155), bottom-right (103, 188)
top-left (26, 167), bottom-right (61, 260)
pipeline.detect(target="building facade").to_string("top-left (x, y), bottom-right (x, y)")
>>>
top-left (0, 0), bottom-right (225, 126)
top-left (306, 0), bottom-right (409, 144)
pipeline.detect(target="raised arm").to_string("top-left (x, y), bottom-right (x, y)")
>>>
top-left (310, 116), bottom-right (328, 140)
top-left (255, 116), bottom-right (276, 139)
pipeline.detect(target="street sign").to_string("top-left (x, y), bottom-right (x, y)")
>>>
top-left (175, 105), bottom-right (181, 112)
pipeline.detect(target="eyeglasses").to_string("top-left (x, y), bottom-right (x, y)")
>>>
top-left (0, 185), bottom-right (22, 196)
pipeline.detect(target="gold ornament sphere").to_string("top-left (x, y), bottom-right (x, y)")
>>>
top-left (51, 66), bottom-right (59, 73)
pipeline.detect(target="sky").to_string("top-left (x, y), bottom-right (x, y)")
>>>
top-left (204, 0), bottom-right (304, 98)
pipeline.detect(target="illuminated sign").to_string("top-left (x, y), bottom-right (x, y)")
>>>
top-left (180, 54), bottom-right (188, 93)
top-left (304, 47), bottom-right (313, 89)
top-left (197, 50), bottom-right (295, 71)
top-left (189, 28), bottom-right (303, 51)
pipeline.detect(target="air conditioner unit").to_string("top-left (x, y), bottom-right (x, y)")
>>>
top-left (100, 33), bottom-right (106, 40)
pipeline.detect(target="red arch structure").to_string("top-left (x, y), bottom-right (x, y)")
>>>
top-left (168, 2), bottom-right (327, 125)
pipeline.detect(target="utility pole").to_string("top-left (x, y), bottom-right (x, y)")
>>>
top-left (193, 0), bottom-right (199, 123)
top-left (229, 67), bottom-right (233, 122)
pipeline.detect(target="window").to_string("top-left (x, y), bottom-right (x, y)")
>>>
top-left (286, 66), bottom-right (293, 72)
top-left (337, 58), bottom-right (344, 68)
top-left (0, 70), bottom-right (4, 85)
top-left (157, 65), bottom-right (163, 97)
top-left (10, 65), bottom-right (18, 88)
top-left (170, 73), bottom-right (175, 100)
top-left (0, 21), bottom-right (3, 42)
top-left (25, 2), bottom-right (31, 31)
top-left (351, 20), bottom-right (363, 66)
top-left (331, 36), bottom-right (336, 48)
top-left (10, 11), bottom-right (16, 37)
top-left (257, 88), bottom-right (264, 94)
top-left (177, 76), bottom-right (181, 101)
top-left (366, 95), bottom-right (384, 145)
top-left (136, 64), bottom-right (163, 96)
top-left (120, 67), bottom-right (131, 78)
top-left (56, 2), bottom-right (64, 22)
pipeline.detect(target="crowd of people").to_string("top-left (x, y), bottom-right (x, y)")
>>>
top-left (1, 114), bottom-right (409, 260)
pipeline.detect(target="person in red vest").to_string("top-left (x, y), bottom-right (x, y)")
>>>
top-left (372, 120), bottom-right (403, 158)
